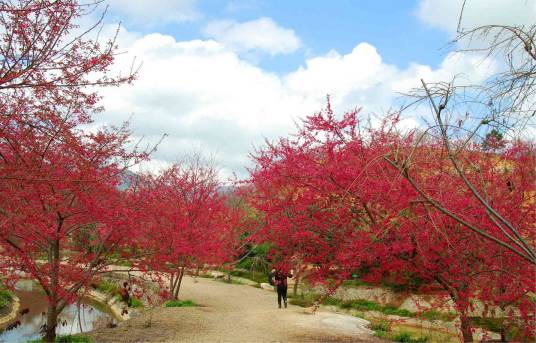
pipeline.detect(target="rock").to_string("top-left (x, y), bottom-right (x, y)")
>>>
top-left (211, 271), bottom-right (225, 279)
top-left (398, 296), bottom-right (433, 312)
top-left (334, 286), bottom-right (400, 306)
top-left (317, 312), bottom-right (374, 335)
top-left (260, 283), bottom-right (274, 291)
top-left (474, 328), bottom-right (501, 341)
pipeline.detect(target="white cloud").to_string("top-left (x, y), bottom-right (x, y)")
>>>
top-left (105, 0), bottom-right (200, 26)
top-left (97, 28), bottom-right (497, 178)
top-left (390, 51), bottom-right (498, 93)
top-left (202, 17), bottom-right (301, 55)
top-left (417, 0), bottom-right (536, 34)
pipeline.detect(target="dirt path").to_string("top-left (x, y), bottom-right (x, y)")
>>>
top-left (88, 275), bottom-right (382, 342)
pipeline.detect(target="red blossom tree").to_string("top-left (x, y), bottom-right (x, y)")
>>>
top-left (137, 157), bottom-right (239, 300)
top-left (249, 101), bottom-right (535, 341)
top-left (0, 1), bottom-right (144, 341)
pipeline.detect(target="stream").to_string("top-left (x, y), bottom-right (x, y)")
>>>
top-left (0, 280), bottom-right (115, 342)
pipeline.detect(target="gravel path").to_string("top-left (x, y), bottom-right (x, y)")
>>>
top-left (88, 276), bottom-right (381, 343)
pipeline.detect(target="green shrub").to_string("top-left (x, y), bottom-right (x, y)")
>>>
top-left (420, 310), bottom-right (457, 322)
top-left (382, 306), bottom-right (415, 317)
top-left (334, 299), bottom-right (416, 317)
top-left (289, 294), bottom-right (315, 307)
top-left (130, 297), bottom-right (143, 308)
top-left (56, 335), bottom-right (92, 343)
top-left (28, 334), bottom-right (91, 343)
top-left (370, 321), bottom-right (390, 332)
top-left (164, 299), bottom-right (196, 307)
top-left (341, 279), bottom-right (368, 287)
top-left (0, 287), bottom-right (13, 309)
top-left (353, 311), bottom-right (365, 319)
top-left (96, 280), bottom-right (119, 296)
top-left (341, 299), bottom-right (382, 311)
top-left (381, 275), bottom-right (424, 293)
top-left (230, 270), bottom-right (266, 284)
top-left (321, 297), bottom-right (342, 306)
top-left (392, 331), bottom-right (428, 342)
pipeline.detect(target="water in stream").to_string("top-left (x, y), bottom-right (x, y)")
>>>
top-left (0, 280), bottom-right (114, 342)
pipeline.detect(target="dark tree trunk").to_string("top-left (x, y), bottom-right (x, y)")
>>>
top-left (173, 266), bottom-right (186, 300)
top-left (434, 276), bottom-right (473, 343)
top-left (44, 238), bottom-right (61, 342)
top-left (500, 329), bottom-right (507, 342)
top-left (44, 304), bottom-right (58, 343)
top-left (460, 314), bottom-right (473, 342)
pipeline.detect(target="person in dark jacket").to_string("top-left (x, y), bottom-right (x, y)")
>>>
top-left (268, 268), bottom-right (276, 286)
top-left (274, 269), bottom-right (293, 308)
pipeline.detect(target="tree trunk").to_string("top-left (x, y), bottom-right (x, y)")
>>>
top-left (173, 266), bottom-right (185, 300)
top-left (44, 304), bottom-right (58, 343)
top-left (434, 277), bottom-right (473, 343)
top-left (44, 238), bottom-right (61, 342)
top-left (500, 329), bottom-right (507, 342)
top-left (292, 273), bottom-right (300, 297)
top-left (460, 314), bottom-right (473, 342)
top-left (169, 272), bottom-right (174, 295)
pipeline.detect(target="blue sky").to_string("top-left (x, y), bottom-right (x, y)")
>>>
top-left (90, 0), bottom-right (535, 178)
top-left (107, 0), bottom-right (450, 73)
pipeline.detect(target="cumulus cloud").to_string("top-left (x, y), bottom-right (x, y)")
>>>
top-left (202, 17), bottom-right (301, 55)
top-left (417, 0), bottom-right (536, 34)
top-left (105, 0), bottom-right (200, 26)
top-left (97, 28), bottom-right (497, 179)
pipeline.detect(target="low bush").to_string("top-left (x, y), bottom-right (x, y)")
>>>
top-left (130, 297), bottom-right (143, 308)
top-left (370, 320), bottom-right (390, 332)
top-left (96, 280), bottom-right (119, 296)
top-left (420, 310), bottom-right (457, 322)
top-left (341, 299), bottom-right (407, 316)
top-left (321, 297), bottom-right (342, 306)
top-left (371, 322), bottom-right (428, 343)
top-left (164, 299), bottom-right (196, 307)
top-left (382, 306), bottom-right (415, 317)
top-left (229, 270), bottom-right (266, 284)
top-left (341, 279), bottom-right (369, 287)
top-left (392, 332), bottom-right (428, 342)
top-left (28, 334), bottom-right (91, 343)
top-left (0, 287), bottom-right (13, 309)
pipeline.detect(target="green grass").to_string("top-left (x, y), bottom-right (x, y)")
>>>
top-left (341, 279), bottom-right (369, 287)
top-left (95, 280), bottom-right (119, 296)
top-left (164, 299), bottom-right (197, 307)
top-left (381, 306), bottom-right (414, 317)
top-left (98, 278), bottom-right (143, 308)
top-left (27, 334), bottom-right (91, 343)
top-left (419, 310), bottom-right (457, 322)
top-left (370, 320), bottom-right (390, 332)
top-left (321, 296), bottom-right (342, 306)
top-left (352, 311), bottom-right (366, 319)
top-left (290, 295), bottom-right (416, 318)
top-left (114, 295), bottom-right (143, 308)
top-left (130, 297), bottom-right (143, 308)
top-left (391, 332), bottom-right (428, 342)
top-left (469, 316), bottom-right (535, 341)
top-left (288, 293), bottom-right (316, 307)
top-left (338, 298), bottom-right (416, 317)
top-left (229, 270), bottom-right (267, 284)
top-left (0, 287), bottom-right (13, 309)
top-left (370, 321), bottom-right (428, 343)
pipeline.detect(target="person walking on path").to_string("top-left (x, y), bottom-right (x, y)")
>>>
top-left (119, 281), bottom-right (132, 307)
top-left (274, 269), bottom-right (293, 308)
